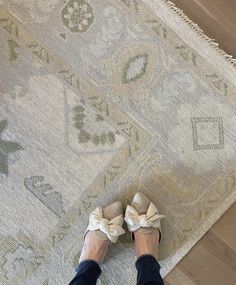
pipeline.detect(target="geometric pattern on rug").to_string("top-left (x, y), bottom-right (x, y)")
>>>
top-left (0, 0), bottom-right (235, 284)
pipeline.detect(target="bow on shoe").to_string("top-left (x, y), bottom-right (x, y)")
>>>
top-left (125, 202), bottom-right (165, 232)
top-left (87, 207), bottom-right (125, 243)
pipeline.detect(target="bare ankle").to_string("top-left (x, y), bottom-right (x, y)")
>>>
top-left (79, 231), bottom-right (110, 265)
top-left (134, 228), bottom-right (159, 258)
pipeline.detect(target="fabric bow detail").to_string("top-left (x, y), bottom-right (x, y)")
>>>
top-left (87, 207), bottom-right (125, 243)
top-left (124, 202), bottom-right (165, 232)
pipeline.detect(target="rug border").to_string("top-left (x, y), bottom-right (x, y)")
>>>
top-left (142, 0), bottom-right (236, 277)
top-left (1, 1), bottom-right (236, 282)
top-left (143, 0), bottom-right (236, 83)
top-left (160, 190), bottom-right (236, 277)
top-left (156, 0), bottom-right (236, 66)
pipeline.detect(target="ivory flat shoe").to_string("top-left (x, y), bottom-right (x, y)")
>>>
top-left (85, 201), bottom-right (125, 243)
top-left (124, 192), bottom-right (165, 241)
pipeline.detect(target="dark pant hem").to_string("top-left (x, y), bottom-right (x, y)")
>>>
top-left (69, 259), bottom-right (101, 285)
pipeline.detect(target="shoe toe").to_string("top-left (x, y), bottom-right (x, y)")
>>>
top-left (103, 201), bottom-right (123, 220)
top-left (131, 192), bottom-right (150, 214)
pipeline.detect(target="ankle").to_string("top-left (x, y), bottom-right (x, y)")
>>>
top-left (79, 231), bottom-right (110, 265)
top-left (134, 228), bottom-right (159, 258)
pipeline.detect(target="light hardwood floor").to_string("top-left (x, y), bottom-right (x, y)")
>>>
top-left (164, 1), bottom-right (236, 284)
top-left (165, 204), bottom-right (236, 285)
top-left (170, 0), bottom-right (236, 57)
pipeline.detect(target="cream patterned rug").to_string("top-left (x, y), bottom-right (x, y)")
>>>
top-left (0, 0), bottom-right (236, 284)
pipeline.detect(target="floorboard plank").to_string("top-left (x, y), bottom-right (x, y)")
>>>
top-left (211, 203), bottom-right (236, 250)
top-left (170, 0), bottom-right (236, 57)
top-left (177, 242), bottom-right (236, 285)
top-left (165, 268), bottom-right (196, 285)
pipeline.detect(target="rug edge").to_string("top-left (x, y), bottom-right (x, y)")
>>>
top-left (160, 190), bottom-right (236, 277)
top-left (162, 0), bottom-right (236, 66)
top-left (143, 0), bottom-right (236, 84)
top-left (141, 0), bottom-right (236, 276)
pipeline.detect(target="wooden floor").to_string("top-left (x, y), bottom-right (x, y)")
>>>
top-left (165, 204), bottom-right (236, 285)
top-left (170, 0), bottom-right (236, 57)
top-left (164, 1), bottom-right (236, 284)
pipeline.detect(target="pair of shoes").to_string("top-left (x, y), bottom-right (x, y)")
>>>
top-left (84, 192), bottom-right (164, 251)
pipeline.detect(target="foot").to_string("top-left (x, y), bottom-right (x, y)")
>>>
top-left (134, 228), bottom-right (160, 258)
top-left (125, 192), bottom-right (164, 259)
top-left (79, 231), bottom-right (110, 266)
top-left (79, 201), bottom-right (125, 266)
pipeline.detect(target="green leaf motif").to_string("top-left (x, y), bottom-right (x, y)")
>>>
top-left (0, 141), bottom-right (23, 153)
top-left (78, 129), bottom-right (91, 142)
top-left (0, 155), bottom-right (8, 176)
top-left (100, 133), bottom-right (107, 144)
top-left (74, 105), bottom-right (85, 112)
top-left (73, 104), bottom-right (116, 146)
top-left (74, 104), bottom-right (85, 130)
top-left (8, 39), bottom-right (20, 62)
top-left (24, 176), bottom-right (65, 218)
top-left (107, 131), bottom-right (115, 144)
top-left (0, 120), bottom-right (23, 176)
top-left (0, 120), bottom-right (7, 133)
top-left (122, 53), bottom-right (149, 84)
top-left (75, 121), bottom-right (84, 129)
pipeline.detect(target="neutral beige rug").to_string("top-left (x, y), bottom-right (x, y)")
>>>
top-left (0, 0), bottom-right (236, 284)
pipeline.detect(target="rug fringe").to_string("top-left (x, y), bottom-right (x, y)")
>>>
top-left (163, 0), bottom-right (236, 67)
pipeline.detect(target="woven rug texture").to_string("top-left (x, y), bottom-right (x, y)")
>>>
top-left (0, 0), bottom-right (236, 284)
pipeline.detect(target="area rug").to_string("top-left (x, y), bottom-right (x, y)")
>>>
top-left (0, 0), bottom-right (236, 284)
